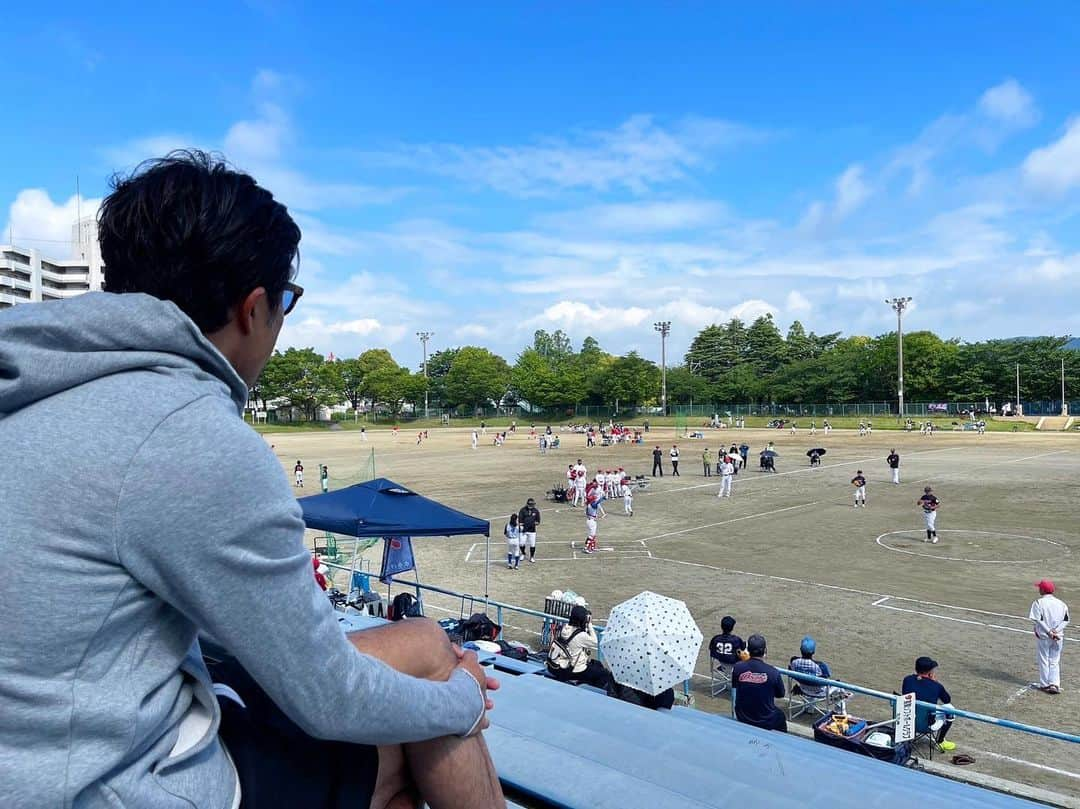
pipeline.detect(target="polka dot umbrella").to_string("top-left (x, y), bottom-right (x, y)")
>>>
top-left (600, 590), bottom-right (703, 696)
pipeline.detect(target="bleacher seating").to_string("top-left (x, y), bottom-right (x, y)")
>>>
top-left (332, 612), bottom-right (1039, 808)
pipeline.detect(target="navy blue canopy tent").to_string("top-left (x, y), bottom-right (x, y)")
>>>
top-left (298, 478), bottom-right (493, 604)
top-left (298, 477), bottom-right (489, 538)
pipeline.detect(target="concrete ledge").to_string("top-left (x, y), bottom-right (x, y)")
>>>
top-left (784, 719), bottom-right (1078, 808)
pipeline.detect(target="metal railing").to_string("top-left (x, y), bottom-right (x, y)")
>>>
top-left (768, 667), bottom-right (1080, 746)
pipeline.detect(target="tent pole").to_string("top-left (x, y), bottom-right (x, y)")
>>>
top-left (484, 534), bottom-right (490, 610)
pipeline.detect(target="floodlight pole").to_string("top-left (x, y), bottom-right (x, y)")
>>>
top-left (654, 321), bottom-right (671, 416)
top-left (886, 298), bottom-right (912, 418)
top-left (1063, 358), bottom-right (1068, 417)
top-left (417, 331), bottom-right (433, 420)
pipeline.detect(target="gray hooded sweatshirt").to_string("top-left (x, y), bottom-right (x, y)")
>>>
top-left (0, 293), bottom-right (484, 808)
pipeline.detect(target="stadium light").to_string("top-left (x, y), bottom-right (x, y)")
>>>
top-left (886, 298), bottom-right (912, 418)
top-left (417, 331), bottom-right (433, 420)
top-left (654, 321), bottom-right (671, 416)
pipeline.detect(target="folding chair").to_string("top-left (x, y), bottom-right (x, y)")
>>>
top-left (911, 715), bottom-right (949, 759)
top-left (786, 674), bottom-right (848, 721)
top-left (709, 658), bottom-right (731, 697)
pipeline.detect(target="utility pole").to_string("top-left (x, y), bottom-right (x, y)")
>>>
top-left (1016, 363), bottom-right (1021, 416)
top-left (1063, 357), bottom-right (1068, 417)
top-left (416, 331), bottom-right (433, 420)
top-left (654, 321), bottom-right (671, 416)
top-left (886, 298), bottom-right (912, 418)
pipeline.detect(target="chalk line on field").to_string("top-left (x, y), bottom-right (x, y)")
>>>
top-left (871, 599), bottom-right (1080, 644)
top-left (908, 449), bottom-right (1071, 486)
top-left (1005, 684), bottom-right (1038, 707)
top-left (465, 501), bottom-right (820, 561)
top-left (976, 750), bottom-right (1080, 782)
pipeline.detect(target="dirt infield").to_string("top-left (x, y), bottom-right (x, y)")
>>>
top-left (269, 425), bottom-right (1080, 797)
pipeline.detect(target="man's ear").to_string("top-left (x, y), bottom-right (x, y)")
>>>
top-left (235, 287), bottom-right (268, 336)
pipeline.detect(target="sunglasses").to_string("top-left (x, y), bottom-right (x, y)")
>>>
top-left (281, 282), bottom-right (304, 316)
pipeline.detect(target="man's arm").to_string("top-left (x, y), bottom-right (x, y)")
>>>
top-left (115, 398), bottom-right (485, 746)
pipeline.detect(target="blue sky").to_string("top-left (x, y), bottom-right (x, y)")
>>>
top-left (4, 2), bottom-right (1080, 369)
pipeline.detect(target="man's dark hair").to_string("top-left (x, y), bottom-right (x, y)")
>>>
top-left (98, 150), bottom-right (300, 332)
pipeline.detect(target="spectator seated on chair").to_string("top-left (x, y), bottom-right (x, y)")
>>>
top-left (607, 680), bottom-right (676, 711)
top-left (788, 636), bottom-right (851, 716)
top-left (901, 656), bottom-right (957, 754)
top-left (709, 616), bottom-right (747, 673)
top-left (546, 605), bottom-right (611, 690)
top-left (732, 634), bottom-right (787, 732)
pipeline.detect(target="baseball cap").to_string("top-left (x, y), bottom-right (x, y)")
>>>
top-left (1036, 579), bottom-right (1056, 594)
top-left (915, 656), bottom-right (938, 674)
top-left (924, 486), bottom-right (933, 492)
top-left (526, 497), bottom-right (536, 506)
top-left (721, 615), bottom-right (736, 632)
top-left (800, 636), bottom-right (816, 655)
top-left (747, 634), bottom-right (767, 656)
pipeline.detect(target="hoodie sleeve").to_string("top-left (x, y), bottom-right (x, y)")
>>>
top-left (113, 396), bottom-right (484, 745)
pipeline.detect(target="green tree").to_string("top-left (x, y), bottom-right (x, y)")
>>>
top-left (255, 347), bottom-right (342, 420)
top-left (334, 357), bottom-right (366, 411)
top-left (424, 347), bottom-right (459, 405)
top-left (600, 352), bottom-right (661, 407)
top-left (665, 366), bottom-right (712, 405)
top-left (445, 347), bottom-right (511, 410)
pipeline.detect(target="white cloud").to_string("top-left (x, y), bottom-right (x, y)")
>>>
top-left (529, 300), bottom-right (652, 332)
top-left (800, 164), bottom-right (870, 232)
top-left (454, 324), bottom-right (492, 340)
top-left (365, 115), bottom-right (766, 197)
top-left (785, 290), bottom-right (811, 313)
top-left (977, 79), bottom-right (1039, 128)
top-left (836, 279), bottom-right (891, 301)
top-left (3, 190), bottom-right (102, 256)
top-left (1032, 253), bottom-right (1080, 281)
top-left (655, 298), bottom-right (777, 328)
top-left (224, 103), bottom-right (289, 162)
top-left (834, 165), bottom-right (871, 219)
top-left (536, 200), bottom-right (730, 234)
top-left (1022, 118), bottom-right (1080, 196)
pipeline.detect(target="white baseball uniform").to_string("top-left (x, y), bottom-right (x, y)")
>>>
top-left (718, 460), bottom-right (734, 497)
top-left (1030, 594), bottom-right (1070, 688)
top-left (621, 479), bottom-right (634, 515)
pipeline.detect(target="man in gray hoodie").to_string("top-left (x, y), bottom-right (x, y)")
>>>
top-left (0, 151), bottom-right (502, 808)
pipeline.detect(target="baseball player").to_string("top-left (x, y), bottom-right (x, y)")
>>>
top-left (583, 493), bottom-right (600, 554)
top-left (320, 464), bottom-right (329, 493)
top-left (471, 430), bottom-right (478, 450)
top-left (718, 455), bottom-right (735, 498)
top-left (1030, 580), bottom-right (1069, 694)
top-left (566, 465), bottom-right (577, 506)
top-left (293, 460), bottom-right (304, 488)
top-left (917, 486), bottom-right (940, 543)
top-left (621, 472), bottom-right (634, 516)
top-left (670, 444), bottom-right (681, 476)
top-left (887, 449), bottom-right (900, 484)
top-left (851, 471), bottom-right (867, 507)
top-left (574, 459), bottom-right (587, 505)
top-left (518, 497), bottom-right (541, 563)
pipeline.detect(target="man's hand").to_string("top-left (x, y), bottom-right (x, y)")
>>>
top-left (453, 645), bottom-right (499, 733)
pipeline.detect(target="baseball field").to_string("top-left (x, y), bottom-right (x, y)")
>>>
top-left (268, 424), bottom-right (1079, 798)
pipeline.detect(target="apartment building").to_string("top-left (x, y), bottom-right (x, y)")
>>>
top-left (0, 217), bottom-right (105, 309)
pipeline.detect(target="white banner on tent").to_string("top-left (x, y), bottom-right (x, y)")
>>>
top-left (896, 692), bottom-right (917, 742)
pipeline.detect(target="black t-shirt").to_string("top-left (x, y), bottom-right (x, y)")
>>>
top-left (518, 506), bottom-right (541, 531)
top-left (709, 633), bottom-right (746, 664)
top-left (732, 658), bottom-right (785, 728)
top-left (887, 453), bottom-right (900, 468)
top-left (919, 494), bottom-right (939, 512)
top-left (652, 448), bottom-right (663, 462)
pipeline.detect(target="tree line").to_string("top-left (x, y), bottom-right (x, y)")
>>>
top-left (251, 320), bottom-right (1077, 418)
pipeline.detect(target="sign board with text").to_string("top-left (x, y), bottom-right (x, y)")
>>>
top-left (896, 692), bottom-right (917, 742)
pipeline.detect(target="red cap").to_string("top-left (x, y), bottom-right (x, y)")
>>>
top-left (1036, 579), bottom-right (1055, 594)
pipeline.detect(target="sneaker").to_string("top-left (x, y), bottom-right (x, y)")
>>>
top-left (507, 563), bottom-right (513, 569)
top-left (932, 537), bottom-right (939, 544)
top-left (529, 557), bottom-right (535, 563)
top-left (937, 741), bottom-right (957, 752)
